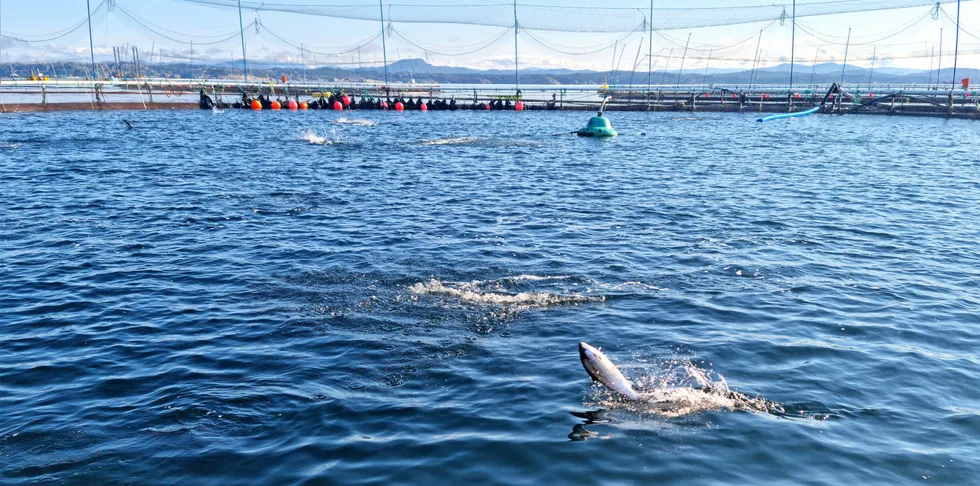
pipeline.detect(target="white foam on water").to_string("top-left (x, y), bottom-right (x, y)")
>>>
top-left (420, 137), bottom-right (481, 146)
top-left (0, 142), bottom-right (20, 150)
top-left (302, 130), bottom-right (334, 145)
top-left (334, 117), bottom-right (377, 127)
top-left (408, 277), bottom-right (603, 309)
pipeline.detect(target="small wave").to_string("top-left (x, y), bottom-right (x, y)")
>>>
top-left (0, 142), bottom-right (20, 150)
top-left (302, 130), bottom-right (335, 145)
top-left (334, 117), bottom-right (377, 127)
top-left (421, 137), bottom-right (481, 146)
top-left (408, 277), bottom-right (603, 309)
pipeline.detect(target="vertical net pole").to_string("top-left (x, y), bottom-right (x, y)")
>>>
top-left (869, 47), bottom-right (876, 85)
top-left (789, 0), bottom-right (796, 92)
top-left (237, 0), bottom-right (248, 83)
top-left (937, 28), bottom-right (943, 88)
top-left (702, 49), bottom-right (712, 86)
top-left (840, 28), bottom-right (850, 84)
top-left (379, 0), bottom-right (388, 86)
top-left (86, 0), bottom-right (97, 81)
top-left (647, 0), bottom-right (653, 94)
top-left (809, 48), bottom-right (818, 87)
top-left (513, 0), bottom-right (519, 94)
top-left (951, 0), bottom-right (961, 90)
top-left (675, 33), bottom-right (690, 86)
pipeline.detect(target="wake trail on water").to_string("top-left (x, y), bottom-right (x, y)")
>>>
top-left (333, 117), bottom-right (378, 127)
top-left (408, 276), bottom-right (604, 310)
top-left (421, 136), bottom-right (482, 146)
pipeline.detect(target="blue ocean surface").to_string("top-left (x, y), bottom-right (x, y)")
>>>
top-left (1, 109), bottom-right (978, 484)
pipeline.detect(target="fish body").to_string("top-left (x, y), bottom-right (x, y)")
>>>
top-left (578, 342), bottom-right (641, 400)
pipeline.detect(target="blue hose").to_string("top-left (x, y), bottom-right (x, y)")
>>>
top-left (757, 106), bottom-right (820, 123)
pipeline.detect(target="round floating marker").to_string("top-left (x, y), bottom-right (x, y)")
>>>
top-left (381, 101), bottom-right (389, 110)
top-left (704, 93), bottom-right (710, 98)
top-left (868, 93), bottom-right (874, 99)
top-left (342, 95), bottom-right (351, 106)
top-left (251, 100), bottom-right (262, 110)
top-left (795, 93), bottom-right (801, 99)
top-left (394, 102), bottom-right (404, 112)
top-left (281, 75), bottom-right (288, 83)
top-left (333, 101), bottom-right (343, 111)
top-left (420, 103), bottom-right (428, 111)
top-left (300, 102), bottom-right (309, 110)
top-left (515, 101), bottom-right (524, 111)
top-left (288, 100), bottom-right (298, 110)
top-left (484, 103), bottom-right (491, 111)
top-left (271, 101), bottom-right (282, 110)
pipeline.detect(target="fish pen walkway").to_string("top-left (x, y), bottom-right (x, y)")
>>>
top-left (1, 79), bottom-right (978, 119)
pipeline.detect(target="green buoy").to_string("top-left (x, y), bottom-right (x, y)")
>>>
top-left (576, 96), bottom-right (618, 138)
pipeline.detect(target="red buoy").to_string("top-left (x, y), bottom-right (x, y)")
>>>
top-left (342, 95), bottom-right (351, 106)
top-left (420, 103), bottom-right (428, 111)
top-left (394, 102), bottom-right (404, 112)
top-left (515, 101), bottom-right (524, 111)
top-left (251, 99), bottom-right (262, 110)
top-left (300, 102), bottom-right (309, 110)
top-left (484, 103), bottom-right (491, 111)
top-left (868, 93), bottom-right (874, 99)
top-left (288, 100), bottom-right (298, 110)
top-left (704, 93), bottom-right (710, 98)
top-left (271, 101), bottom-right (282, 110)
top-left (381, 101), bottom-right (389, 110)
top-left (333, 101), bottom-right (343, 111)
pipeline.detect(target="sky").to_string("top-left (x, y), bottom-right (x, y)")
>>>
top-left (1, 0), bottom-right (979, 75)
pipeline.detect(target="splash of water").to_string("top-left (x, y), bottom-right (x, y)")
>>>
top-left (587, 357), bottom-right (783, 418)
top-left (302, 129), bottom-right (335, 145)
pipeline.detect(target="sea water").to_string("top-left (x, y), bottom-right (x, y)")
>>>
top-left (1, 109), bottom-right (978, 484)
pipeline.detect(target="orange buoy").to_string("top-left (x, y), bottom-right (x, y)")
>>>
top-left (271, 101), bottom-right (282, 110)
top-left (394, 102), bottom-right (404, 112)
top-left (795, 93), bottom-right (801, 99)
top-left (515, 101), bottom-right (524, 111)
top-left (300, 102), bottom-right (309, 110)
top-left (420, 103), bottom-right (428, 111)
top-left (281, 75), bottom-right (288, 83)
top-left (342, 95), bottom-right (351, 106)
top-left (333, 101), bottom-right (343, 111)
top-left (251, 100), bottom-right (262, 110)
top-left (288, 100), bottom-right (298, 110)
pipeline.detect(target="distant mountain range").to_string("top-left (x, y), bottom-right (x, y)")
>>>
top-left (7, 58), bottom-right (977, 86)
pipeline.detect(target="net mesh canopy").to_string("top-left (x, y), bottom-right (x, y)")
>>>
top-left (182, 0), bottom-right (970, 33)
